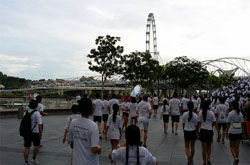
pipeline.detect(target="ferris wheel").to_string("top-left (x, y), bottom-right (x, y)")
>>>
top-left (146, 13), bottom-right (159, 61)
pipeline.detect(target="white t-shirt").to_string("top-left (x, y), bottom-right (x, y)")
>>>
top-left (215, 104), bottom-right (228, 123)
top-left (181, 98), bottom-right (189, 110)
top-left (129, 103), bottom-right (137, 118)
top-left (67, 117), bottom-right (99, 165)
top-left (107, 115), bottom-right (122, 140)
top-left (103, 100), bottom-right (110, 115)
top-left (192, 99), bottom-right (198, 109)
top-left (198, 110), bottom-right (216, 130)
top-left (227, 110), bottom-right (244, 134)
top-left (109, 99), bottom-right (119, 113)
top-left (64, 114), bottom-right (81, 130)
top-left (153, 97), bottom-right (158, 105)
top-left (137, 101), bottom-right (152, 120)
top-left (112, 146), bottom-right (157, 165)
top-left (161, 105), bottom-right (170, 115)
top-left (93, 99), bottom-right (103, 116)
top-left (36, 103), bottom-right (44, 112)
top-left (26, 109), bottom-right (42, 133)
top-left (169, 98), bottom-right (180, 116)
top-left (121, 102), bottom-right (130, 113)
top-left (182, 112), bottom-right (198, 131)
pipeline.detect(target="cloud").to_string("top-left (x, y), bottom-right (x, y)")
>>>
top-left (0, 54), bottom-right (39, 75)
top-left (0, 0), bottom-right (250, 79)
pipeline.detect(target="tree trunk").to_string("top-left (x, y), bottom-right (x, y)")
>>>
top-left (101, 75), bottom-right (104, 99)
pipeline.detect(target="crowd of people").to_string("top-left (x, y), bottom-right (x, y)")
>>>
top-left (21, 77), bottom-right (250, 165)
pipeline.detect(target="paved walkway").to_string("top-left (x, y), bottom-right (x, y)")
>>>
top-left (1, 114), bottom-right (250, 165)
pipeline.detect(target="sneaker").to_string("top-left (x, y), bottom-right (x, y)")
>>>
top-left (175, 132), bottom-right (178, 135)
top-left (31, 159), bottom-right (39, 165)
top-left (172, 130), bottom-right (174, 134)
top-left (207, 159), bottom-right (211, 165)
top-left (24, 162), bottom-right (31, 165)
top-left (235, 158), bottom-right (239, 165)
top-left (217, 138), bottom-right (220, 142)
top-left (221, 139), bottom-right (225, 144)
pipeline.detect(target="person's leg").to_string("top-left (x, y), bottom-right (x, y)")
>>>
top-left (185, 141), bottom-right (190, 160)
top-left (164, 122), bottom-right (168, 132)
top-left (24, 147), bottom-right (30, 163)
top-left (201, 142), bottom-right (207, 165)
top-left (235, 140), bottom-right (240, 158)
top-left (124, 116), bottom-right (128, 129)
top-left (144, 130), bottom-right (148, 147)
top-left (222, 124), bottom-right (226, 143)
top-left (103, 121), bottom-right (107, 133)
top-left (175, 122), bottom-right (179, 132)
top-left (191, 141), bottom-right (195, 160)
top-left (33, 146), bottom-right (39, 160)
top-left (217, 125), bottom-right (221, 142)
top-left (207, 142), bottom-right (212, 161)
top-left (171, 116), bottom-right (174, 133)
top-left (230, 141), bottom-right (237, 159)
top-left (98, 122), bottom-right (102, 134)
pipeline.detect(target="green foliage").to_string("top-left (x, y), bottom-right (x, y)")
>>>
top-left (165, 56), bottom-right (209, 91)
top-left (121, 52), bottom-right (160, 87)
top-left (0, 71), bottom-right (30, 89)
top-left (87, 35), bottom-right (124, 83)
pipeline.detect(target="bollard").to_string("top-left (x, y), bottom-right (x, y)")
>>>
top-left (18, 107), bottom-right (24, 119)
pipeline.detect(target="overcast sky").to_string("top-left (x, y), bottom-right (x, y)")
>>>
top-left (1, 0), bottom-right (250, 80)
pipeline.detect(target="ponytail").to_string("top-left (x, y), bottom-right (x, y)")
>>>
top-left (187, 101), bottom-right (194, 122)
top-left (163, 100), bottom-right (168, 112)
top-left (126, 144), bottom-right (129, 165)
top-left (202, 100), bottom-right (210, 122)
top-left (112, 104), bottom-right (119, 122)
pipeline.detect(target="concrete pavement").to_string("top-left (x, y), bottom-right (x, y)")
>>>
top-left (0, 114), bottom-right (250, 165)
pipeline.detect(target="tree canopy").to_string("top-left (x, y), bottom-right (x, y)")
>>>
top-left (0, 72), bottom-right (30, 89)
top-left (121, 52), bottom-right (159, 87)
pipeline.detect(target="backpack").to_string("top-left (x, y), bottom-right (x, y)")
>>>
top-left (19, 110), bottom-right (36, 137)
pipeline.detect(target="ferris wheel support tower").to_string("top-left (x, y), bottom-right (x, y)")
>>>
top-left (146, 13), bottom-right (159, 61)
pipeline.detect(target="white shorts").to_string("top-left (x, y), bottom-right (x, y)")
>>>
top-left (138, 118), bottom-right (149, 131)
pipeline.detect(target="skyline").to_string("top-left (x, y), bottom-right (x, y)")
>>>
top-left (1, 0), bottom-right (250, 80)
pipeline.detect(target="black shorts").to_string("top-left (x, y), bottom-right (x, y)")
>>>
top-left (217, 123), bottom-right (227, 131)
top-left (93, 116), bottom-right (102, 123)
top-left (123, 112), bottom-right (129, 118)
top-left (184, 130), bottom-right (197, 141)
top-left (199, 129), bottom-right (213, 142)
top-left (229, 133), bottom-right (242, 141)
top-left (24, 133), bottom-right (40, 147)
top-left (102, 114), bottom-right (109, 122)
top-left (153, 105), bottom-right (158, 110)
top-left (171, 115), bottom-right (180, 122)
top-left (163, 115), bottom-right (169, 123)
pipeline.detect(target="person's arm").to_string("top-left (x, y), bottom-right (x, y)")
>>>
top-left (63, 129), bottom-right (68, 144)
top-left (40, 111), bottom-right (48, 116)
top-left (38, 124), bottom-right (43, 139)
top-left (91, 146), bottom-right (101, 154)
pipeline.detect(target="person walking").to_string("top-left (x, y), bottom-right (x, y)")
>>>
top-left (197, 100), bottom-right (217, 165)
top-left (111, 125), bottom-right (157, 165)
top-left (129, 97), bottom-right (138, 125)
top-left (153, 94), bottom-right (159, 118)
top-left (226, 100), bottom-right (244, 165)
top-left (169, 92), bottom-right (181, 135)
top-left (182, 101), bottom-right (198, 165)
top-left (160, 99), bottom-right (170, 134)
top-left (93, 93), bottom-right (104, 139)
top-left (67, 97), bottom-right (101, 165)
top-left (105, 104), bottom-right (122, 164)
top-left (23, 100), bottom-right (42, 165)
top-left (137, 95), bottom-right (152, 147)
top-left (215, 97), bottom-right (228, 144)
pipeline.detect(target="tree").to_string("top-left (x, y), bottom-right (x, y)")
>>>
top-left (87, 35), bottom-right (124, 97)
top-left (121, 52), bottom-right (159, 88)
top-left (165, 56), bottom-right (209, 95)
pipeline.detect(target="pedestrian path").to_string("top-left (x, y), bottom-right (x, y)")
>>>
top-left (0, 115), bottom-right (249, 165)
